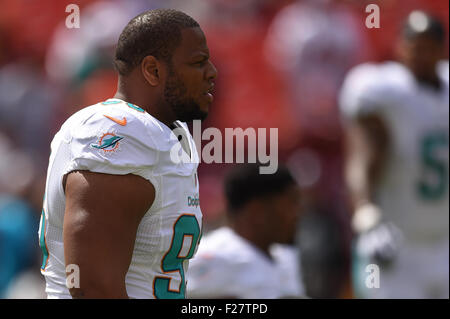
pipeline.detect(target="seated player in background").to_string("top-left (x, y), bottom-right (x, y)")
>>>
top-left (186, 163), bottom-right (306, 299)
top-left (340, 11), bottom-right (449, 298)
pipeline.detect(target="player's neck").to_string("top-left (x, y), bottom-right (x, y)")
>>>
top-left (114, 86), bottom-right (176, 127)
top-left (406, 64), bottom-right (442, 91)
top-left (231, 224), bottom-right (274, 261)
top-left (415, 74), bottom-right (441, 91)
top-left (114, 78), bottom-right (150, 111)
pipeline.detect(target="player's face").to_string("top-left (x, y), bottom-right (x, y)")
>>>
top-left (164, 27), bottom-right (217, 122)
top-left (398, 35), bottom-right (443, 80)
top-left (264, 185), bottom-right (301, 244)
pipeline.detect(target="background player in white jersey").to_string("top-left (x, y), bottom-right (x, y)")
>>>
top-left (187, 164), bottom-right (305, 298)
top-left (340, 11), bottom-right (449, 298)
top-left (37, 9), bottom-right (217, 298)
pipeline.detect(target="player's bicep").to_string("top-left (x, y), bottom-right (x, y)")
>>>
top-left (63, 170), bottom-right (155, 298)
top-left (356, 113), bottom-right (389, 151)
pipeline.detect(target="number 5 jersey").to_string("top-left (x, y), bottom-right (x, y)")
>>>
top-left (340, 61), bottom-right (449, 243)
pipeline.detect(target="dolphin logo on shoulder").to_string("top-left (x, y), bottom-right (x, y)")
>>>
top-left (90, 133), bottom-right (124, 153)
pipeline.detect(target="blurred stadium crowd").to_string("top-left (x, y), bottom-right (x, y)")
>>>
top-left (0, 0), bottom-right (448, 298)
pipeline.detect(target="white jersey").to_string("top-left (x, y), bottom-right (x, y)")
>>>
top-left (186, 227), bottom-right (305, 299)
top-left (340, 61), bottom-right (449, 243)
top-left (38, 98), bottom-right (203, 299)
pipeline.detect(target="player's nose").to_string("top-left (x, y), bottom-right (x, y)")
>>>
top-left (206, 60), bottom-right (218, 81)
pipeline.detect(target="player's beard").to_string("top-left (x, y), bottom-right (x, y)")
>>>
top-left (164, 67), bottom-right (208, 123)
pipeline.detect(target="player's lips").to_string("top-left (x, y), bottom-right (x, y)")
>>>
top-left (203, 84), bottom-right (214, 103)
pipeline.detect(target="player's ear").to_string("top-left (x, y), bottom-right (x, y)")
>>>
top-left (141, 55), bottom-right (161, 86)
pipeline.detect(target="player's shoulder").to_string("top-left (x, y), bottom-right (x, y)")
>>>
top-left (62, 99), bottom-right (172, 151)
top-left (270, 244), bottom-right (301, 276)
top-left (340, 61), bottom-right (411, 117)
top-left (196, 227), bottom-right (239, 253)
top-left (195, 227), bottom-right (265, 265)
top-left (344, 61), bottom-right (411, 91)
top-left (270, 243), bottom-right (299, 261)
top-left (340, 62), bottom-right (380, 105)
top-left (437, 60), bottom-right (449, 85)
top-left (189, 227), bottom-right (269, 286)
top-left (189, 228), bottom-right (241, 277)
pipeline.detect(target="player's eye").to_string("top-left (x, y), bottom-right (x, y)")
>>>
top-left (193, 58), bottom-right (208, 66)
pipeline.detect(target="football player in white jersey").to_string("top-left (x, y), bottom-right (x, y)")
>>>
top-left (186, 164), bottom-right (305, 298)
top-left (37, 9), bottom-right (217, 298)
top-left (340, 11), bottom-right (449, 298)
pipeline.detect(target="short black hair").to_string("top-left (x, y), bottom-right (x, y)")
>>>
top-left (224, 163), bottom-right (297, 213)
top-left (402, 11), bottom-right (445, 44)
top-left (114, 9), bottom-right (200, 76)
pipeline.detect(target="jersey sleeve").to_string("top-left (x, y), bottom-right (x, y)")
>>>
top-left (63, 109), bottom-right (160, 192)
top-left (186, 251), bottom-right (279, 299)
top-left (339, 63), bottom-right (390, 120)
top-left (437, 60), bottom-right (449, 85)
top-left (186, 253), bottom-right (239, 298)
top-left (270, 244), bottom-right (306, 298)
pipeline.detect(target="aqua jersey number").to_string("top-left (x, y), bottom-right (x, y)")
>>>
top-left (417, 131), bottom-right (449, 201)
top-left (154, 214), bottom-right (201, 298)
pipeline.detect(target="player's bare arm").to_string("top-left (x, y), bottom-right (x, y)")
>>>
top-left (38, 9), bottom-right (212, 299)
top-left (63, 171), bottom-right (155, 298)
top-left (345, 113), bottom-right (390, 232)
